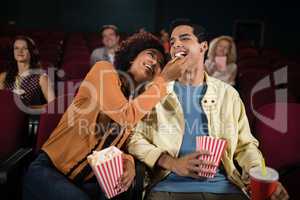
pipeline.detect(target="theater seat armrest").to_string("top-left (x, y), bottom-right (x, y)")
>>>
top-left (0, 148), bottom-right (32, 184)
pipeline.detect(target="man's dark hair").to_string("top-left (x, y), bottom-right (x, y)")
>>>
top-left (114, 32), bottom-right (165, 72)
top-left (168, 18), bottom-right (207, 43)
top-left (100, 24), bottom-right (120, 36)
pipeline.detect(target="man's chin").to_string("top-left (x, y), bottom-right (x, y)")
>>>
top-left (106, 43), bottom-right (117, 49)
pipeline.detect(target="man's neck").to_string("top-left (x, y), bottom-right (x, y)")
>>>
top-left (178, 63), bottom-right (205, 86)
top-left (107, 45), bottom-right (119, 54)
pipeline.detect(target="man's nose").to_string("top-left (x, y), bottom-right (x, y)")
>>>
top-left (173, 39), bottom-right (183, 48)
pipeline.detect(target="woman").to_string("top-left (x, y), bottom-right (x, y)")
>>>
top-left (204, 35), bottom-right (237, 86)
top-left (23, 32), bottom-right (189, 200)
top-left (0, 36), bottom-right (55, 106)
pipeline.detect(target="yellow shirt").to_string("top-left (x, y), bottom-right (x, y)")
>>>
top-left (127, 73), bottom-right (262, 191)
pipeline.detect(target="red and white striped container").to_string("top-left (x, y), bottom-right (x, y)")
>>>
top-left (196, 136), bottom-right (227, 178)
top-left (87, 146), bottom-right (123, 199)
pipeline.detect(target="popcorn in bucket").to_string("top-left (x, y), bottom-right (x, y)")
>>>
top-left (196, 136), bottom-right (227, 178)
top-left (87, 146), bottom-right (123, 199)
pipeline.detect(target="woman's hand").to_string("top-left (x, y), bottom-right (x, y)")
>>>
top-left (160, 54), bottom-right (191, 82)
top-left (215, 62), bottom-right (227, 72)
top-left (115, 154), bottom-right (135, 192)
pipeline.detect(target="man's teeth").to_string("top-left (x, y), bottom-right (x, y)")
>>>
top-left (175, 52), bottom-right (186, 57)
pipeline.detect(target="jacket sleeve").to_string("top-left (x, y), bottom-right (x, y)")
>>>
top-left (233, 95), bottom-right (263, 174)
top-left (127, 119), bottom-right (165, 169)
top-left (83, 61), bottom-right (167, 128)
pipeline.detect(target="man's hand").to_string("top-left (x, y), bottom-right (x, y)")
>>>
top-left (269, 182), bottom-right (289, 200)
top-left (246, 181), bottom-right (289, 200)
top-left (115, 155), bottom-right (135, 192)
top-left (171, 151), bottom-right (217, 178)
top-left (157, 151), bottom-right (217, 179)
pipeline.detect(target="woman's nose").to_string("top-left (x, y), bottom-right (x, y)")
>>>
top-left (149, 58), bottom-right (157, 66)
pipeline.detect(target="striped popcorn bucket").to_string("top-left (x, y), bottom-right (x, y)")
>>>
top-left (87, 146), bottom-right (123, 199)
top-left (196, 136), bottom-right (227, 178)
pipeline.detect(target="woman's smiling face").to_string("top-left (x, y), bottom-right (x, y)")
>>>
top-left (128, 48), bottom-right (164, 84)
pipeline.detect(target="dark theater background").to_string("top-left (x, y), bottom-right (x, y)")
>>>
top-left (1, 0), bottom-right (299, 199)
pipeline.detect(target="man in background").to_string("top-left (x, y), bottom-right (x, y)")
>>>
top-left (90, 24), bottom-right (120, 66)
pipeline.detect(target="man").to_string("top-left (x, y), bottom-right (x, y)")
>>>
top-left (127, 19), bottom-right (289, 200)
top-left (90, 24), bottom-right (120, 66)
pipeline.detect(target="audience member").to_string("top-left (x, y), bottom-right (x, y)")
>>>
top-left (205, 35), bottom-right (237, 86)
top-left (0, 35), bottom-right (55, 106)
top-left (90, 25), bottom-right (120, 66)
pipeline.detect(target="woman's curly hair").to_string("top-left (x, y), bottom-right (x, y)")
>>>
top-left (114, 32), bottom-right (165, 72)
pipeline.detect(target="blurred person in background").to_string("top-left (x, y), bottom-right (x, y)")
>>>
top-left (0, 35), bottom-right (55, 106)
top-left (205, 35), bottom-right (237, 86)
top-left (90, 25), bottom-right (120, 66)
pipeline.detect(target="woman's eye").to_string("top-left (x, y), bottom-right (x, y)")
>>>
top-left (14, 47), bottom-right (27, 50)
top-left (147, 52), bottom-right (155, 58)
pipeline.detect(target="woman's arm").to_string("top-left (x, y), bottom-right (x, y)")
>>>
top-left (84, 61), bottom-right (167, 127)
top-left (39, 74), bottom-right (55, 103)
top-left (0, 72), bottom-right (6, 89)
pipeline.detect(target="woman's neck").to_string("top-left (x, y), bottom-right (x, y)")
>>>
top-left (17, 62), bottom-right (30, 76)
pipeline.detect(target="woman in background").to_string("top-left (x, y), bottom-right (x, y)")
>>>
top-left (205, 35), bottom-right (237, 86)
top-left (0, 35), bottom-right (55, 106)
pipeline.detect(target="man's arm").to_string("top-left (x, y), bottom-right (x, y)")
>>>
top-left (232, 96), bottom-right (289, 199)
top-left (127, 121), bottom-right (166, 168)
top-left (233, 95), bottom-right (263, 176)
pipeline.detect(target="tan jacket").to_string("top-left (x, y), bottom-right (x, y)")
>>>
top-left (42, 61), bottom-right (167, 180)
top-left (127, 73), bottom-right (262, 191)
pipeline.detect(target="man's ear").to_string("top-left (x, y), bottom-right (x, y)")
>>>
top-left (200, 41), bottom-right (208, 52)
